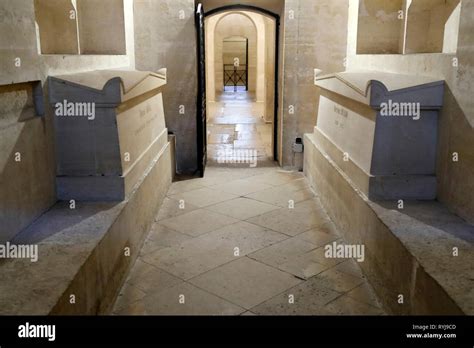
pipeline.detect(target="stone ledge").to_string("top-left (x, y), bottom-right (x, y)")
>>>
top-left (304, 133), bottom-right (474, 315)
top-left (0, 143), bottom-right (172, 315)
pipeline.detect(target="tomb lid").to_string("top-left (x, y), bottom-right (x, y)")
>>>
top-left (315, 70), bottom-right (445, 109)
top-left (49, 69), bottom-right (167, 104)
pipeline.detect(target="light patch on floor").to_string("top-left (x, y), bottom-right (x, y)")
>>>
top-left (207, 91), bottom-right (273, 166)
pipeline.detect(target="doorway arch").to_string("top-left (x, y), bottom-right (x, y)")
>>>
top-left (196, 3), bottom-right (280, 175)
top-left (208, 11), bottom-right (259, 100)
top-left (205, 4), bottom-right (280, 21)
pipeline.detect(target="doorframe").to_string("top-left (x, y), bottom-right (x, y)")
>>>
top-left (245, 37), bottom-right (249, 91)
top-left (201, 4), bottom-right (281, 163)
top-left (195, 3), bottom-right (207, 177)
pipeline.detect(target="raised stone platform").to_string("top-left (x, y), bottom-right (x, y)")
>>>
top-left (0, 139), bottom-right (173, 315)
top-left (304, 132), bottom-right (474, 315)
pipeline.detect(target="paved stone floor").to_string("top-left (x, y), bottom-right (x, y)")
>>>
top-left (207, 91), bottom-right (273, 165)
top-left (113, 166), bottom-right (384, 315)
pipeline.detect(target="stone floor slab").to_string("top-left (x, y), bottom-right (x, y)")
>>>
top-left (113, 166), bottom-right (386, 316)
top-left (245, 186), bottom-right (314, 208)
top-left (250, 171), bottom-right (304, 187)
top-left (170, 187), bottom-right (238, 208)
top-left (250, 278), bottom-right (342, 315)
top-left (189, 258), bottom-right (302, 310)
top-left (312, 268), bottom-right (365, 293)
top-left (155, 197), bottom-right (199, 221)
top-left (248, 237), bottom-right (317, 268)
top-left (279, 178), bottom-right (312, 192)
top-left (201, 221), bottom-right (288, 256)
top-left (116, 282), bottom-right (245, 315)
top-left (346, 283), bottom-right (382, 308)
top-left (167, 180), bottom-right (206, 196)
top-left (296, 245), bottom-right (347, 267)
top-left (140, 224), bottom-right (192, 256)
top-left (211, 178), bottom-right (274, 196)
top-left (324, 295), bottom-right (384, 315)
top-left (206, 198), bottom-right (279, 220)
top-left (332, 259), bottom-right (367, 279)
top-left (278, 258), bottom-right (331, 280)
top-left (159, 209), bottom-right (239, 237)
top-left (125, 259), bottom-right (182, 294)
top-left (140, 222), bottom-right (280, 281)
top-left (141, 238), bottom-right (237, 281)
top-left (295, 228), bottom-right (340, 248)
top-left (246, 203), bottom-right (331, 236)
top-left (113, 283), bottom-right (146, 313)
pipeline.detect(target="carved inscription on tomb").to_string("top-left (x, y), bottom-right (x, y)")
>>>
top-left (117, 93), bottom-right (166, 171)
top-left (316, 96), bottom-right (376, 173)
top-left (135, 103), bottom-right (158, 137)
top-left (333, 104), bottom-right (348, 130)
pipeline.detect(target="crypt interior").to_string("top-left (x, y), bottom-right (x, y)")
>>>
top-left (0, 0), bottom-right (473, 316)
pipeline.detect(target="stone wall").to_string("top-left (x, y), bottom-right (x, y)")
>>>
top-left (281, 0), bottom-right (350, 167)
top-left (348, 0), bottom-right (474, 223)
top-left (134, 0), bottom-right (198, 174)
top-left (357, 0), bottom-right (403, 54)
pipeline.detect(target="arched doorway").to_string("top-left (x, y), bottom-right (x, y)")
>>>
top-left (222, 35), bottom-right (249, 92)
top-left (195, 3), bottom-right (280, 176)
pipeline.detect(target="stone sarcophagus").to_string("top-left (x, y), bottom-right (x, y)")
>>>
top-left (307, 71), bottom-right (444, 200)
top-left (49, 69), bottom-right (168, 201)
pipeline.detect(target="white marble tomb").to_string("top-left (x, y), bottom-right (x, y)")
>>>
top-left (309, 70), bottom-right (445, 200)
top-left (48, 69), bottom-right (168, 201)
